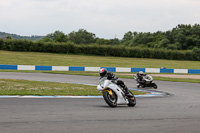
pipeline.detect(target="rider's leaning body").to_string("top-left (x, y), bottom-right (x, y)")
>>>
top-left (99, 68), bottom-right (132, 97)
top-left (136, 71), bottom-right (147, 83)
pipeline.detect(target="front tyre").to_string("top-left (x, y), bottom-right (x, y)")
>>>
top-left (103, 89), bottom-right (117, 107)
top-left (152, 83), bottom-right (158, 89)
top-left (127, 91), bottom-right (136, 107)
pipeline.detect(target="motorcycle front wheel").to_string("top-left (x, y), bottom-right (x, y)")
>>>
top-left (127, 91), bottom-right (136, 107)
top-left (103, 89), bottom-right (117, 107)
top-left (152, 83), bottom-right (158, 89)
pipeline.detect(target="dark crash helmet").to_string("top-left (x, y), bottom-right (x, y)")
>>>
top-left (99, 68), bottom-right (107, 77)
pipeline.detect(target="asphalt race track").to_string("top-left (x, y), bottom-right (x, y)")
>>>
top-left (0, 72), bottom-right (200, 133)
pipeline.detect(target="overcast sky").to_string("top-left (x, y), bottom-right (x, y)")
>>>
top-left (0, 0), bottom-right (200, 39)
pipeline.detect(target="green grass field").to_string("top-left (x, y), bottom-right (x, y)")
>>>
top-left (0, 79), bottom-right (145, 96)
top-left (0, 50), bottom-right (200, 69)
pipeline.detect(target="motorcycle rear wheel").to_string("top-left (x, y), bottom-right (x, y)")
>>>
top-left (103, 89), bottom-right (117, 107)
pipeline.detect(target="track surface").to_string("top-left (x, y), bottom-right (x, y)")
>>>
top-left (0, 72), bottom-right (200, 133)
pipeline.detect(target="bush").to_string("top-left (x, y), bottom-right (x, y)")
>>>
top-left (0, 39), bottom-right (4, 49)
top-left (1, 39), bottom-right (199, 61)
top-left (192, 47), bottom-right (200, 60)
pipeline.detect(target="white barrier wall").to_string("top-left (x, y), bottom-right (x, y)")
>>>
top-left (116, 68), bottom-right (131, 72)
top-left (52, 66), bottom-right (69, 71)
top-left (1, 64), bottom-right (200, 74)
top-left (85, 67), bottom-right (100, 71)
top-left (145, 68), bottom-right (160, 73)
top-left (174, 69), bottom-right (188, 73)
top-left (18, 65), bottom-right (35, 70)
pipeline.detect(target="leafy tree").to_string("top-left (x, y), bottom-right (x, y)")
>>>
top-left (157, 38), bottom-right (170, 48)
top-left (168, 24), bottom-right (200, 50)
top-left (39, 37), bottom-right (53, 42)
top-left (45, 31), bottom-right (68, 42)
top-left (96, 38), bottom-right (112, 45)
top-left (130, 32), bottom-right (154, 47)
top-left (126, 24), bottom-right (200, 50)
top-left (192, 47), bottom-right (200, 60)
top-left (122, 31), bottom-right (134, 42)
top-left (68, 29), bottom-right (96, 44)
top-left (166, 43), bottom-right (178, 50)
top-left (110, 38), bottom-right (120, 45)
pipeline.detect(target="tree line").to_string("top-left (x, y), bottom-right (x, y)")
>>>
top-left (1, 24), bottom-right (200, 51)
top-left (124, 24), bottom-right (200, 50)
top-left (0, 38), bottom-right (200, 61)
top-left (37, 24), bottom-right (200, 51)
top-left (39, 29), bottom-right (120, 46)
top-left (0, 24), bottom-right (200, 61)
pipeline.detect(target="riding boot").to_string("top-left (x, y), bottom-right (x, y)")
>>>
top-left (123, 86), bottom-right (133, 97)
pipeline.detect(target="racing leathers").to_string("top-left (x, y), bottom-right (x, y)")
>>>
top-left (136, 73), bottom-right (147, 84)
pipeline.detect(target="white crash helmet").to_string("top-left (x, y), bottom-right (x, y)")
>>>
top-left (139, 71), bottom-right (144, 76)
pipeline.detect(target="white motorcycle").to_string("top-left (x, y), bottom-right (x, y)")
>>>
top-left (97, 77), bottom-right (136, 107)
top-left (134, 74), bottom-right (158, 89)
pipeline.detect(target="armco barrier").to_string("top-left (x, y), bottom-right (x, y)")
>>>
top-left (0, 64), bottom-right (200, 74)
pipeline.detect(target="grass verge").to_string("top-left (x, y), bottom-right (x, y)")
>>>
top-left (0, 79), bottom-right (146, 96)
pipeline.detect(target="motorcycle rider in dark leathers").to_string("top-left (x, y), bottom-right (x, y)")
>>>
top-left (136, 71), bottom-right (147, 84)
top-left (99, 68), bottom-right (132, 97)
